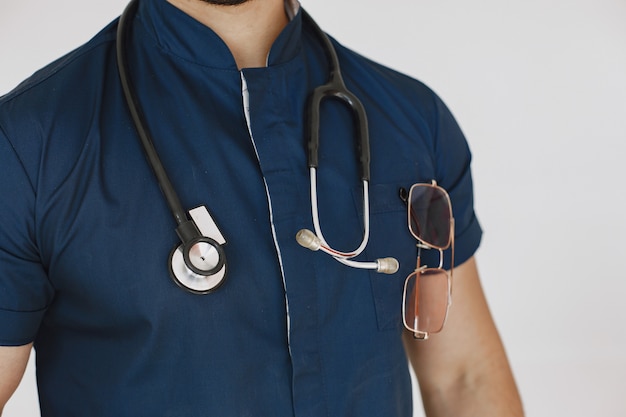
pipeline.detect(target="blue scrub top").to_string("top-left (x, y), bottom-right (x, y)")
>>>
top-left (0, 1), bottom-right (482, 416)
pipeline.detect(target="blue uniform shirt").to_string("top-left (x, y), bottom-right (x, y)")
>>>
top-left (0, 1), bottom-right (482, 415)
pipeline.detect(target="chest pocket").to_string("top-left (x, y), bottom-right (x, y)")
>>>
top-left (355, 182), bottom-right (417, 331)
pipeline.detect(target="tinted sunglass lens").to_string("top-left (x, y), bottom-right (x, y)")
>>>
top-left (409, 185), bottom-right (451, 248)
top-left (403, 269), bottom-right (449, 334)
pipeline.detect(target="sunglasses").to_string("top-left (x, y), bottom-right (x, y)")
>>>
top-left (401, 181), bottom-right (455, 340)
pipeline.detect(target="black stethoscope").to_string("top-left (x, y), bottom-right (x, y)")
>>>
top-left (116, 0), bottom-right (398, 295)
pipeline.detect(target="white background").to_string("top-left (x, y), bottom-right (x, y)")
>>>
top-left (2, 1), bottom-right (625, 416)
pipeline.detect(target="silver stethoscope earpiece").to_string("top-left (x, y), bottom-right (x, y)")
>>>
top-left (296, 229), bottom-right (399, 274)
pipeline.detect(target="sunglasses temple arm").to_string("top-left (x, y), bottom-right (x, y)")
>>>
top-left (449, 218), bottom-right (455, 297)
top-left (450, 219), bottom-right (455, 275)
top-left (415, 244), bottom-right (422, 270)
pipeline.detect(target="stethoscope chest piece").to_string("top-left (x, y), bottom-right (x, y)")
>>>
top-left (169, 241), bottom-right (226, 294)
top-left (168, 206), bottom-right (228, 294)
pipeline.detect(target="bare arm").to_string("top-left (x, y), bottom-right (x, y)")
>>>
top-left (404, 257), bottom-right (524, 417)
top-left (0, 343), bottom-right (32, 415)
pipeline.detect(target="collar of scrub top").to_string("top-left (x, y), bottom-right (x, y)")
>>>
top-left (138, 0), bottom-right (302, 70)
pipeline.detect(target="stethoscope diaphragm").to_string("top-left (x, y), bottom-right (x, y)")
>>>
top-left (169, 242), bottom-right (227, 294)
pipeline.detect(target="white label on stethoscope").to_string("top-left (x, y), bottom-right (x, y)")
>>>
top-left (188, 206), bottom-right (227, 245)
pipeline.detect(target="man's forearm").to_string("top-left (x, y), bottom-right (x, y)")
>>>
top-left (418, 354), bottom-right (524, 417)
top-left (404, 257), bottom-right (524, 417)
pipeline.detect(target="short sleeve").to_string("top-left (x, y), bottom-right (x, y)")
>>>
top-left (0, 126), bottom-right (54, 346)
top-left (425, 94), bottom-right (482, 270)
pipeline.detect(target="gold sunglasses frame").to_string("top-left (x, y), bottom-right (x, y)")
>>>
top-left (402, 181), bottom-right (455, 340)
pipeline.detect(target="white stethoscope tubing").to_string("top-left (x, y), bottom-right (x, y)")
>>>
top-left (309, 167), bottom-right (370, 259)
top-left (305, 168), bottom-right (397, 274)
top-left (298, 12), bottom-right (398, 275)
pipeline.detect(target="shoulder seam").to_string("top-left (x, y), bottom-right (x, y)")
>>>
top-left (0, 122), bottom-right (36, 194)
top-left (1, 31), bottom-right (116, 104)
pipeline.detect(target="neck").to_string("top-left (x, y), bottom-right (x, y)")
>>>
top-left (167, 0), bottom-right (289, 69)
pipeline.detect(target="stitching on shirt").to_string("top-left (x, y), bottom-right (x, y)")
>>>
top-left (0, 125), bottom-right (55, 288)
top-left (430, 91), bottom-right (443, 177)
top-left (0, 123), bottom-right (36, 193)
top-left (0, 305), bottom-right (48, 314)
top-left (0, 29), bottom-right (117, 104)
top-left (136, 5), bottom-right (304, 73)
top-left (135, 14), bottom-right (240, 74)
